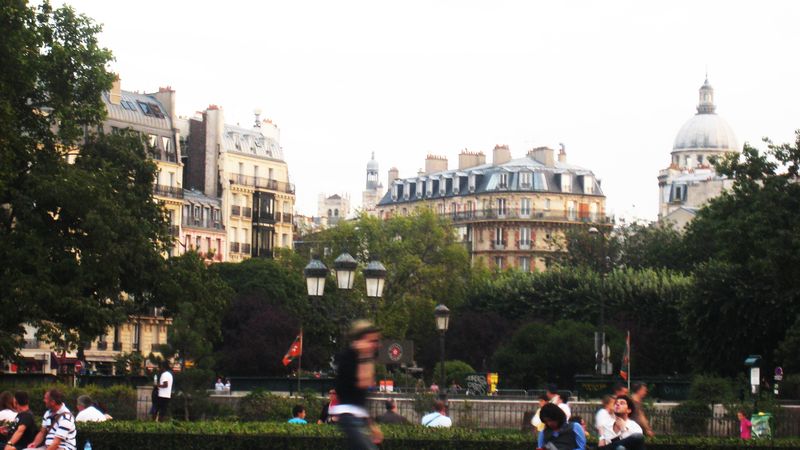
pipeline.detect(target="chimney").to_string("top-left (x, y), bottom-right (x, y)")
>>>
top-left (424, 154), bottom-right (448, 174)
top-left (492, 144), bottom-right (511, 165)
top-left (109, 75), bottom-right (122, 105)
top-left (458, 150), bottom-right (486, 170)
top-left (558, 143), bottom-right (567, 163)
top-left (151, 86), bottom-right (176, 121)
top-left (388, 167), bottom-right (399, 186)
top-left (528, 146), bottom-right (555, 167)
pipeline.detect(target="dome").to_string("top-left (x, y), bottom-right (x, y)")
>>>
top-left (367, 152), bottom-right (379, 171)
top-left (672, 78), bottom-right (738, 152)
top-left (672, 113), bottom-right (738, 151)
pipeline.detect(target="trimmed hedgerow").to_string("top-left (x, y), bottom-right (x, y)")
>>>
top-left (75, 421), bottom-right (800, 450)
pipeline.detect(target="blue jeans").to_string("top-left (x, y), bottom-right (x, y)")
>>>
top-left (337, 413), bottom-right (377, 450)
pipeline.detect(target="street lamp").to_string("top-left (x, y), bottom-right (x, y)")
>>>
top-left (588, 227), bottom-right (610, 375)
top-left (363, 260), bottom-right (387, 299)
top-left (434, 304), bottom-right (451, 394)
top-left (333, 253), bottom-right (358, 290)
top-left (303, 257), bottom-right (328, 297)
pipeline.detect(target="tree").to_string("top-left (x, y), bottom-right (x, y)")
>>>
top-left (683, 134), bottom-right (800, 375)
top-left (432, 360), bottom-right (476, 386)
top-left (0, 2), bottom-right (171, 356)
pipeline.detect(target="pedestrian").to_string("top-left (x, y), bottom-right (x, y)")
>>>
top-left (737, 410), bottom-right (752, 440)
top-left (75, 395), bottom-right (110, 422)
top-left (154, 360), bottom-right (174, 422)
top-left (223, 378), bottom-right (231, 393)
top-left (28, 389), bottom-right (76, 450)
top-left (429, 382), bottom-right (439, 394)
top-left (0, 391), bottom-right (16, 423)
top-left (531, 394), bottom-right (549, 434)
top-left (214, 377), bottom-right (224, 392)
top-left (318, 389), bottom-right (337, 424)
top-left (331, 320), bottom-right (383, 449)
top-left (375, 399), bottom-right (409, 425)
top-left (613, 382), bottom-right (629, 398)
top-left (595, 395), bottom-right (617, 446)
top-left (536, 403), bottom-right (586, 450)
top-left (3, 392), bottom-right (37, 450)
top-left (288, 405), bottom-right (308, 424)
top-left (546, 384), bottom-right (571, 420)
top-left (598, 395), bottom-right (645, 450)
top-left (421, 400), bottom-right (452, 428)
top-left (630, 383), bottom-right (654, 437)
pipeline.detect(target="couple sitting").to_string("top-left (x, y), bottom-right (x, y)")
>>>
top-left (537, 395), bottom-right (644, 450)
top-left (594, 395), bottom-right (645, 450)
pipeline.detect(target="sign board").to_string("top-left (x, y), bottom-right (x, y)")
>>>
top-left (377, 339), bottom-right (414, 365)
top-left (774, 367), bottom-right (783, 381)
top-left (74, 360), bottom-right (83, 373)
top-left (465, 373), bottom-right (489, 396)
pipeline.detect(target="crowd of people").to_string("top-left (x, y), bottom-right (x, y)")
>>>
top-left (0, 389), bottom-right (110, 450)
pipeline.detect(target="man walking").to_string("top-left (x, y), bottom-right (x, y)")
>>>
top-left (28, 390), bottom-right (76, 450)
top-left (630, 383), bottom-right (654, 437)
top-left (154, 360), bottom-right (173, 422)
top-left (331, 320), bottom-right (383, 450)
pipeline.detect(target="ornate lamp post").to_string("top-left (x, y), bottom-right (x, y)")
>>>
top-left (363, 260), bottom-right (387, 319)
top-left (333, 253), bottom-right (358, 290)
top-left (434, 304), bottom-right (451, 395)
top-left (303, 257), bottom-right (328, 297)
top-left (588, 227), bottom-right (610, 375)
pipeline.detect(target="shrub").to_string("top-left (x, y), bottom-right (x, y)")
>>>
top-left (0, 383), bottom-right (136, 420)
top-left (688, 375), bottom-right (734, 405)
top-left (238, 390), bottom-right (324, 422)
top-left (431, 360), bottom-right (475, 387)
top-left (671, 401), bottom-right (711, 435)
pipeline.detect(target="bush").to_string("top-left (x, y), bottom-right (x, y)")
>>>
top-left (431, 360), bottom-right (475, 387)
top-left (688, 375), bottom-right (734, 405)
top-left (238, 390), bottom-right (324, 422)
top-left (671, 401), bottom-right (711, 435)
top-left (0, 383), bottom-right (136, 420)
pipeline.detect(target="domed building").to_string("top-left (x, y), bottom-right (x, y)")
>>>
top-left (362, 152), bottom-right (384, 215)
top-left (657, 78), bottom-right (739, 229)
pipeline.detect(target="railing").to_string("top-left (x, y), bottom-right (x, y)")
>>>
top-left (242, 207), bottom-right (252, 218)
top-left (519, 240), bottom-right (532, 249)
top-left (96, 342), bottom-right (108, 351)
top-left (241, 243), bottom-right (251, 254)
top-left (151, 150), bottom-right (178, 163)
top-left (112, 342), bottom-right (122, 351)
top-left (230, 242), bottom-right (240, 253)
top-left (254, 211), bottom-right (275, 223)
top-left (168, 225), bottom-right (180, 237)
top-left (491, 239), bottom-right (506, 250)
top-left (229, 174), bottom-right (295, 194)
top-left (231, 205), bottom-right (241, 216)
top-left (446, 208), bottom-right (612, 224)
top-left (182, 217), bottom-right (224, 230)
top-left (282, 213), bottom-right (293, 223)
top-left (152, 184), bottom-right (183, 199)
top-left (151, 343), bottom-right (162, 351)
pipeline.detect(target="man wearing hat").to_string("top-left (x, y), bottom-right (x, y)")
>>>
top-left (331, 320), bottom-right (383, 449)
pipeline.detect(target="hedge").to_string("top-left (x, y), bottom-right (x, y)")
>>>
top-left (76, 421), bottom-right (800, 450)
top-left (0, 383), bottom-right (136, 420)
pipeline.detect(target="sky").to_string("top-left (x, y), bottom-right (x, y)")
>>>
top-left (56, 1), bottom-right (800, 220)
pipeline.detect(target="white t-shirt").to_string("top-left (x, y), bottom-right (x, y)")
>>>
top-left (620, 418), bottom-right (643, 438)
top-left (595, 408), bottom-right (616, 443)
top-left (158, 371), bottom-right (174, 398)
top-left (214, 382), bottom-right (224, 391)
top-left (0, 409), bottom-right (16, 422)
top-left (421, 411), bottom-right (452, 427)
top-left (76, 406), bottom-right (108, 423)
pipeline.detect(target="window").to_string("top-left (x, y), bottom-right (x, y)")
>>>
top-left (282, 234), bottom-right (289, 247)
top-left (254, 165), bottom-right (259, 179)
top-left (147, 134), bottom-right (157, 149)
top-left (269, 168), bottom-right (274, 179)
top-left (519, 256), bottom-right (531, 272)
top-left (195, 236), bottom-right (201, 249)
top-left (520, 227), bottom-right (531, 246)
top-left (520, 198), bottom-right (531, 216)
top-left (494, 227), bottom-right (504, 245)
top-left (334, 209), bottom-right (339, 217)
top-left (234, 134), bottom-right (241, 150)
top-left (193, 205), bottom-right (201, 219)
top-left (697, 154), bottom-right (704, 164)
top-left (206, 237), bottom-right (211, 253)
top-left (120, 100), bottom-right (136, 111)
top-left (162, 136), bottom-right (172, 153)
top-left (561, 174), bottom-right (572, 193)
top-left (544, 198), bottom-right (551, 211)
top-left (498, 173), bottom-right (509, 188)
top-left (450, 202), bottom-right (457, 217)
top-left (567, 201), bottom-right (577, 219)
top-left (497, 198), bottom-right (507, 215)
top-left (494, 256), bottom-right (504, 270)
top-left (583, 175), bottom-right (594, 194)
top-left (148, 103), bottom-right (165, 118)
top-left (238, 162), bottom-right (244, 176)
top-left (468, 173), bottom-right (476, 192)
top-left (168, 172), bottom-right (174, 187)
top-left (519, 171), bottom-right (532, 188)
top-left (132, 323), bottom-right (141, 350)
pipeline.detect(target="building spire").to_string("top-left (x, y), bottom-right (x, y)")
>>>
top-left (697, 76), bottom-right (715, 114)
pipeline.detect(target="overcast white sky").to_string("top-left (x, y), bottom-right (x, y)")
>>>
top-left (58, 1), bottom-right (800, 220)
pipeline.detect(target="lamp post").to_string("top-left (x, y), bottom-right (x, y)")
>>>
top-left (363, 260), bottom-right (387, 320)
top-left (434, 304), bottom-right (450, 395)
top-left (333, 253), bottom-right (358, 290)
top-left (303, 257), bottom-right (328, 297)
top-left (588, 227), bottom-right (610, 375)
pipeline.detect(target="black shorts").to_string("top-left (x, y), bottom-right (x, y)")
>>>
top-left (155, 396), bottom-right (171, 418)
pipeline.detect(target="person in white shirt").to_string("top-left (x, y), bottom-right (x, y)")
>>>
top-left (223, 378), bottom-right (231, 393)
top-left (154, 361), bottom-right (173, 422)
top-left (598, 395), bottom-right (645, 450)
top-left (75, 395), bottom-right (110, 422)
top-left (214, 377), bottom-right (224, 392)
top-left (420, 400), bottom-right (452, 428)
top-left (546, 384), bottom-right (571, 420)
top-left (0, 391), bottom-right (17, 423)
top-left (595, 395), bottom-right (617, 446)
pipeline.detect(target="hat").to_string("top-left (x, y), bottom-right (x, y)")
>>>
top-left (348, 320), bottom-right (380, 340)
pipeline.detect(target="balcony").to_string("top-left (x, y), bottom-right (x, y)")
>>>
top-left (228, 174), bottom-right (295, 194)
top-left (97, 342), bottom-right (108, 351)
top-left (230, 242), bottom-right (240, 253)
top-left (113, 342), bottom-right (122, 351)
top-left (182, 216), bottom-right (224, 231)
top-left (254, 211), bottom-right (275, 223)
top-left (445, 208), bottom-right (613, 225)
top-left (241, 243), bottom-right (251, 254)
top-left (282, 213), bottom-right (293, 223)
top-left (153, 184), bottom-right (183, 199)
top-left (231, 205), bottom-right (241, 216)
top-left (242, 207), bottom-right (252, 218)
top-left (519, 240), bottom-right (532, 250)
top-left (492, 239), bottom-right (506, 250)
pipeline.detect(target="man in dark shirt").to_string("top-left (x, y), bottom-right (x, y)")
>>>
top-left (4, 391), bottom-right (39, 450)
top-left (332, 320), bottom-right (382, 450)
top-left (375, 399), bottom-right (409, 425)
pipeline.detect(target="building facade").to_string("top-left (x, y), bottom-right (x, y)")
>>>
top-left (376, 145), bottom-right (610, 271)
top-left (182, 107), bottom-right (295, 261)
top-left (181, 189), bottom-right (226, 262)
top-left (657, 78), bottom-right (739, 229)
top-left (318, 193), bottom-right (351, 226)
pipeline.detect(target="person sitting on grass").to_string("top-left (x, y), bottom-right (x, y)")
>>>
top-left (421, 400), bottom-right (451, 428)
top-left (288, 404), bottom-right (308, 424)
top-left (537, 403), bottom-right (586, 450)
top-left (75, 395), bottom-right (111, 422)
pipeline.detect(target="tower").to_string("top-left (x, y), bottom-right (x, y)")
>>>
top-left (362, 152), bottom-right (384, 214)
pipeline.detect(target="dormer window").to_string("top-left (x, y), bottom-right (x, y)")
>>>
top-left (498, 173), bottom-right (508, 189)
top-left (162, 136), bottom-right (172, 153)
top-left (561, 174), bottom-right (572, 193)
top-left (426, 180), bottom-right (433, 197)
top-left (519, 171), bottom-right (532, 188)
top-left (453, 176), bottom-right (460, 194)
top-left (468, 173), bottom-right (476, 193)
top-left (392, 184), bottom-right (398, 200)
top-left (439, 177), bottom-right (446, 195)
top-left (416, 180), bottom-right (423, 198)
top-left (582, 175), bottom-right (594, 194)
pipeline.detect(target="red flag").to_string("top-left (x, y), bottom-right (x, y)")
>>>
top-left (282, 332), bottom-right (303, 367)
top-left (620, 331), bottom-right (630, 381)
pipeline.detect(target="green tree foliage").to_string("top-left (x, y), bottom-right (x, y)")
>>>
top-left (683, 134), bottom-right (800, 375)
top-left (776, 316), bottom-right (800, 374)
top-left (431, 360), bottom-right (476, 386)
top-left (617, 223), bottom-right (688, 272)
top-left (493, 320), bottom-right (620, 388)
top-left (0, 0), bottom-right (171, 357)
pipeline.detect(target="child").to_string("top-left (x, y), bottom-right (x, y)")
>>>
top-left (737, 410), bottom-right (751, 440)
